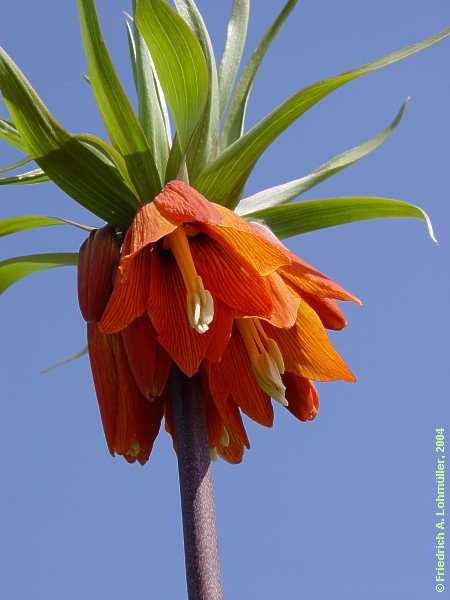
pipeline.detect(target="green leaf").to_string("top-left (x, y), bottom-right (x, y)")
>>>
top-left (135, 0), bottom-right (209, 154)
top-left (77, 0), bottom-right (161, 201)
top-left (126, 7), bottom-right (171, 178)
top-left (37, 141), bottom-right (137, 228)
top-left (0, 252), bottom-right (78, 295)
top-left (0, 118), bottom-right (26, 151)
top-left (0, 47), bottom-right (138, 227)
top-left (221, 0), bottom-right (298, 148)
top-left (174, 0), bottom-right (220, 178)
top-left (165, 132), bottom-right (188, 182)
top-left (0, 215), bottom-right (93, 237)
top-left (247, 196), bottom-right (436, 242)
top-left (0, 48), bottom-right (68, 156)
top-left (218, 0), bottom-right (250, 117)
top-left (0, 167), bottom-right (49, 186)
top-left (196, 26), bottom-right (450, 208)
top-left (0, 156), bottom-right (33, 175)
top-left (237, 98), bottom-right (410, 215)
top-left (42, 345), bottom-right (88, 374)
top-left (75, 133), bottom-right (137, 194)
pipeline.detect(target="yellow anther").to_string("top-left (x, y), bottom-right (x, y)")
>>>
top-left (166, 227), bottom-right (214, 334)
top-left (254, 352), bottom-right (287, 406)
top-left (236, 319), bottom-right (287, 406)
top-left (255, 320), bottom-right (285, 374)
top-left (266, 338), bottom-right (285, 375)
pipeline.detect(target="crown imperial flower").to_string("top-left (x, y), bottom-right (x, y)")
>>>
top-left (1, 2), bottom-right (446, 595)
top-left (0, 0), bottom-right (442, 468)
top-left (78, 181), bottom-right (359, 464)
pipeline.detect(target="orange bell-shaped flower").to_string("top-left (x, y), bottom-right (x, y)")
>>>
top-left (78, 182), bottom-right (359, 465)
top-left (78, 225), bottom-right (167, 464)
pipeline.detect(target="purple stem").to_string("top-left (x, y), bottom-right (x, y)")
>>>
top-left (170, 368), bottom-right (224, 600)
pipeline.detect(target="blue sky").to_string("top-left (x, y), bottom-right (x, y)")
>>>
top-left (1, 1), bottom-right (449, 598)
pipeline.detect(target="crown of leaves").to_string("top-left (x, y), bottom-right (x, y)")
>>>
top-left (1, 0), bottom-right (446, 305)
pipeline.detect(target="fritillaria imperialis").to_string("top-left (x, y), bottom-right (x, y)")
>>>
top-left (1, 0), bottom-right (447, 597)
top-left (78, 180), bottom-right (359, 464)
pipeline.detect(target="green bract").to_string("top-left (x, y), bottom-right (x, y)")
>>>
top-left (0, 0), bottom-right (448, 316)
top-left (0, 253), bottom-right (78, 295)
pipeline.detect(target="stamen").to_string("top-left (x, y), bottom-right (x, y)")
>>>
top-left (237, 319), bottom-right (287, 406)
top-left (166, 227), bottom-right (214, 334)
top-left (266, 338), bottom-right (285, 374)
top-left (255, 320), bottom-right (285, 374)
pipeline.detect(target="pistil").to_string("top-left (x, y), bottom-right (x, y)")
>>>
top-left (166, 227), bottom-right (214, 334)
top-left (236, 318), bottom-right (287, 406)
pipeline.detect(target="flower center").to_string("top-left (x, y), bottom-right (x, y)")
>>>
top-left (166, 227), bottom-right (214, 334)
top-left (236, 319), bottom-right (287, 406)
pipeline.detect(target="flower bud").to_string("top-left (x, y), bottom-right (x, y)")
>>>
top-left (78, 225), bottom-right (120, 322)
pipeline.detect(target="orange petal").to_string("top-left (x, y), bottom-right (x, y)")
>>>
top-left (189, 234), bottom-right (274, 318)
top-left (198, 205), bottom-right (291, 276)
top-left (222, 401), bottom-right (250, 450)
top-left (125, 201), bottom-right (178, 256)
top-left (208, 325), bottom-right (274, 427)
top-left (205, 302), bottom-right (235, 363)
top-left (299, 293), bottom-right (347, 330)
top-left (280, 263), bottom-right (361, 303)
top-left (87, 323), bottom-right (164, 464)
top-left (154, 181), bottom-right (221, 225)
top-left (247, 220), bottom-right (286, 246)
top-left (263, 272), bottom-right (300, 329)
top-left (121, 315), bottom-right (172, 399)
top-left (214, 395), bottom-right (250, 450)
top-left (249, 219), bottom-right (339, 287)
top-left (202, 366), bottom-right (250, 449)
top-left (214, 205), bottom-right (281, 236)
top-left (113, 340), bottom-right (165, 465)
top-left (249, 221), bottom-right (360, 303)
top-left (264, 300), bottom-right (356, 382)
top-left (99, 248), bottom-right (152, 334)
top-left (87, 322), bottom-right (119, 455)
top-left (283, 373), bottom-right (320, 421)
top-left (78, 225), bottom-right (120, 322)
top-left (217, 429), bottom-right (245, 464)
top-left (201, 223), bottom-right (290, 276)
top-left (148, 248), bottom-right (233, 376)
top-left (199, 371), bottom-right (226, 449)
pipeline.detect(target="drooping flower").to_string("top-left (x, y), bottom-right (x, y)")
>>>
top-left (78, 181), bottom-right (359, 464)
top-left (77, 225), bottom-right (167, 464)
top-left (2, 0), bottom-right (443, 471)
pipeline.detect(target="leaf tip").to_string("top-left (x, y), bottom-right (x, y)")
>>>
top-left (41, 346), bottom-right (88, 374)
top-left (420, 207), bottom-right (437, 243)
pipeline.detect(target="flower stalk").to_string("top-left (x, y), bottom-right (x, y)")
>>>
top-left (170, 367), bottom-right (224, 600)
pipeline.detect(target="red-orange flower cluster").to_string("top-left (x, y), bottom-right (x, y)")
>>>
top-left (78, 181), bottom-right (360, 464)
